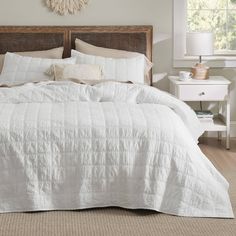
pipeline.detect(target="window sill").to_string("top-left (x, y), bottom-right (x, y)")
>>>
top-left (174, 56), bottom-right (236, 68)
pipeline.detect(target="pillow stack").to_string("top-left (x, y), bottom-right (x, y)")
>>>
top-left (73, 39), bottom-right (153, 84)
top-left (0, 52), bottom-right (76, 86)
top-left (0, 47), bottom-right (64, 73)
top-left (71, 50), bottom-right (145, 84)
top-left (0, 39), bottom-right (153, 86)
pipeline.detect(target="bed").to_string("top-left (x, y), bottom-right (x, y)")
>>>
top-left (0, 26), bottom-right (234, 218)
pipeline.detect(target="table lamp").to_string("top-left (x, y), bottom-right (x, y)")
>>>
top-left (186, 32), bottom-right (214, 80)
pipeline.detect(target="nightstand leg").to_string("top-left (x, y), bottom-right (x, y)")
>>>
top-left (226, 99), bottom-right (230, 150)
top-left (218, 132), bottom-right (222, 141)
top-left (226, 131), bottom-right (230, 150)
top-left (226, 135), bottom-right (230, 150)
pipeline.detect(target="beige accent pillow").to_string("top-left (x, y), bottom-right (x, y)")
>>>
top-left (0, 47), bottom-right (64, 73)
top-left (48, 64), bottom-right (103, 82)
top-left (75, 38), bottom-right (153, 81)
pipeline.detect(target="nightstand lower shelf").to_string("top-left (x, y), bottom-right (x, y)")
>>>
top-left (200, 117), bottom-right (226, 132)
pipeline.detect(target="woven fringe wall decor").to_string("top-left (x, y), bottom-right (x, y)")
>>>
top-left (46, 0), bottom-right (89, 15)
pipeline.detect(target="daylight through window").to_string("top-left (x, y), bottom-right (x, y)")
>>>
top-left (187, 0), bottom-right (236, 54)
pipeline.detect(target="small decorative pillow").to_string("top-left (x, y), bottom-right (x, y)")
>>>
top-left (47, 64), bottom-right (103, 82)
top-left (71, 50), bottom-right (146, 84)
top-left (0, 52), bottom-right (76, 86)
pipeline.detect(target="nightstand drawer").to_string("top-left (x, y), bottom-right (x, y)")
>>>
top-left (178, 85), bottom-right (228, 101)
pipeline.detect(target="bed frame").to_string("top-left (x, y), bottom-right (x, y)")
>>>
top-left (0, 26), bottom-right (153, 84)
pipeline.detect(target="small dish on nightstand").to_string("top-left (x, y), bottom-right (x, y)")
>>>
top-left (178, 71), bottom-right (193, 81)
top-left (178, 77), bottom-right (192, 82)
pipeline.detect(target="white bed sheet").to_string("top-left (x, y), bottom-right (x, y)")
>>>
top-left (0, 81), bottom-right (234, 218)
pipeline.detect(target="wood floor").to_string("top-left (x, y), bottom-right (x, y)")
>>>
top-left (199, 138), bottom-right (236, 173)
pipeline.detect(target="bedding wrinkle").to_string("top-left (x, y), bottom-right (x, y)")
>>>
top-left (0, 81), bottom-right (233, 217)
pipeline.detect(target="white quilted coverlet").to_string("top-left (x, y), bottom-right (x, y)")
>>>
top-left (0, 81), bottom-right (234, 218)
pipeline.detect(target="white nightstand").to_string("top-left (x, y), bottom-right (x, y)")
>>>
top-left (168, 76), bottom-right (231, 149)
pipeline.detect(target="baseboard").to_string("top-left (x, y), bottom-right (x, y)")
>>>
top-left (205, 121), bottom-right (236, 138)
top-left (231, 121), bottom-right (236, 137)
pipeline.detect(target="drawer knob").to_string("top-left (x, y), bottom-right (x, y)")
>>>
top-left (199, 92), bottom-right (205, 96)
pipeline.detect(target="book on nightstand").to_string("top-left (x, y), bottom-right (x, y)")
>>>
top-left (195, 110), bottom-right (214, 118)
top-left (195, 110), bottom-right (214, 124)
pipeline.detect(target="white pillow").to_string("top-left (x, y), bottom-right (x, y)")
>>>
top-left (71, 50), bottom-right (146, 84)
top-left (0, 52), bottom-right (76, 86)
top-left (75, 38), bottom-right (153, 83)
top-left (0, 47), bottom-right (64, 74)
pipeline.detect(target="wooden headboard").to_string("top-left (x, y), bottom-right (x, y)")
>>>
top-left (0, 26), bottom-right (153, 84)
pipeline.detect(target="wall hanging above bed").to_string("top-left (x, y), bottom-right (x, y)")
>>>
top-left (45, 0), bottom-right (89, 15)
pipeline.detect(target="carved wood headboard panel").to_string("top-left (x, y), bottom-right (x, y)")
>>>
top-left (0, 26), bottom-right (153, 84)
top-left (0, 27), bottom-right (67, 55)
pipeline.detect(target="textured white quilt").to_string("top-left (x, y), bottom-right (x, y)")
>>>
top-left (0, 81), bottom-right (234, 218)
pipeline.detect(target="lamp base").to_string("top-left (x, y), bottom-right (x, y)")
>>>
top-left (191, 63), bottom-right (209, 80)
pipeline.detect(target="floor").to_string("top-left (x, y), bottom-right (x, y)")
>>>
top-left (199, 137), bottom-right (236, 173)
top-left (0, 138), bottom-right (235, 236)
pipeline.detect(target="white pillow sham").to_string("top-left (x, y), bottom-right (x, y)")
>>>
top-left (0, 52), bottom-right (76, 86)
top-left (71, 50), bottom-right (146, 84)
top-left (75, 38), bottom-right (153, 79)
top-left (0, 47), bottom-right (64, 74)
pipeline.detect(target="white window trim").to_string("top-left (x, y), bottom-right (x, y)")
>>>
top-left (173, 0), bottom-right (236, 68)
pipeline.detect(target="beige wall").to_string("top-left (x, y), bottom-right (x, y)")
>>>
top-left (0, 0), bottom-right (235, 135)
top-left (0, 0), bottom-right (172, 80)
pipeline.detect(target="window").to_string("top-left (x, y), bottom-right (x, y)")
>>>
top-left (173, 0), bottom-right (236, 67)
top-left (187, 0), bottom-right (236, 54)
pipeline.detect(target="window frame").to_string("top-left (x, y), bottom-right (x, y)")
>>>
top-left (173, 0), bottom-right (236, 68)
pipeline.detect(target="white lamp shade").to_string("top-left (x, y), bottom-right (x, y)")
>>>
top-left (186, 32), bottom-right (214, 56)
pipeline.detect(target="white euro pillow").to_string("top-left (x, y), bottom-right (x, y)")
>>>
top-left (75, 38), bottom-right (153, 83)
top-left (71, 50), bottom-right (146, 84)
top-left (0, 52), bottom-right (76, 86)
